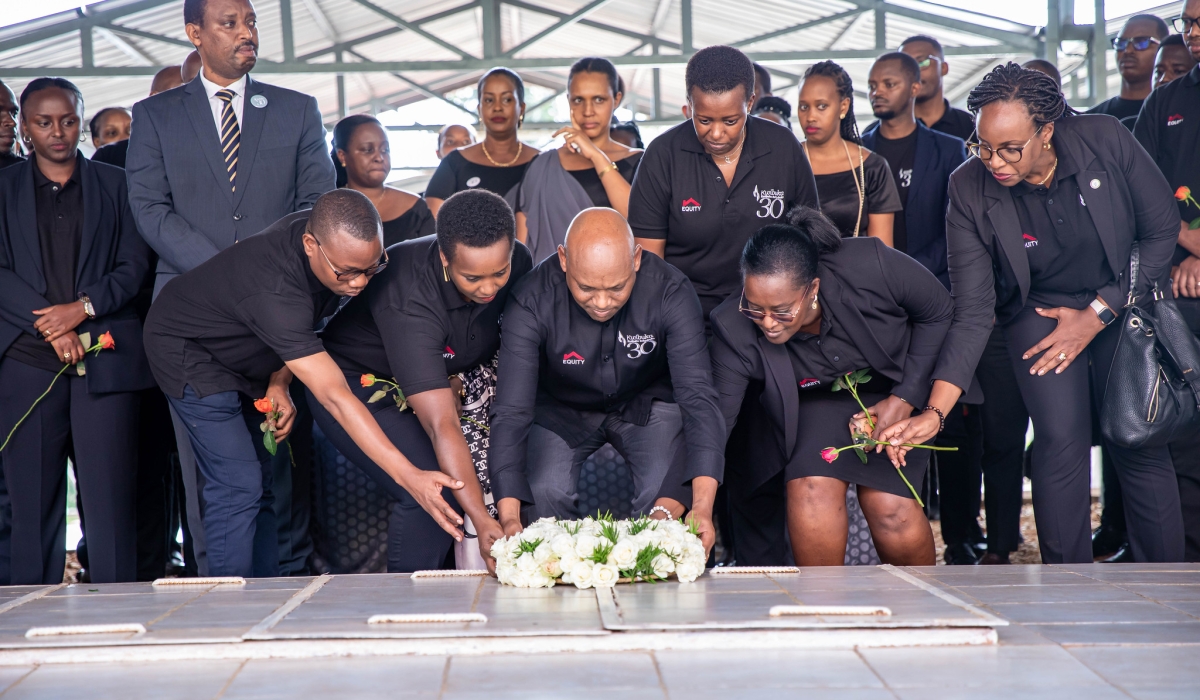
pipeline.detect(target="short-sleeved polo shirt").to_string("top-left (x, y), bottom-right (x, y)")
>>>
top-left (627, 117), bottom-right (819, 319)
top-left (1135, 65), bottom-right (1200, 264)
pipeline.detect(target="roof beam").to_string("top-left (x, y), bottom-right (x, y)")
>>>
top-left (731, 9), bottom-right (864, 49)
top-left (280, 0), bottom-right (295, 62)
top-left (503, 0), bottom-right (619, 58)
top-left (347, 49), bottom-right (477, 118)
top-left (347, 0), bottom-right (475, 60)
top-left (294, 2), bottom-right (478, 62)
top-left (505, 1), bottom-right (679, 50)
top-left (0, 0), bottom-right (177, 54)
top-left (99, 23), bottom-right (193, 49)
top-left (95, 26), bottom-right (155, 65)
top-left (849, 1), bottom-right (1039, 53)
top-left (0, 44), bottom-right (1022, 78)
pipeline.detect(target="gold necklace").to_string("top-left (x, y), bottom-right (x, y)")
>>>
top-left (713, 127), bottom-right (746, 165)
top-left (1036, 157), bottom-right (1058, 186)
top-left (481, 140), bottom-right (523, 167)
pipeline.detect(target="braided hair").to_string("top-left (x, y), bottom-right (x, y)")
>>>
top-left (802, 61), bottom-right (860, 145)
top-left (966, 62), bottom-right (1077, 128)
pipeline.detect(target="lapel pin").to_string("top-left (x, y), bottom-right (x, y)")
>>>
top-left (1089, 178), bottom-right (1101, 189)
top-left (250, 94), bottom-right (268, 109)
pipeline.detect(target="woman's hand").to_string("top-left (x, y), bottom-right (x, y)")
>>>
top-left (1023, 305), bottom-right (1105, 376)
top-left (497, 497), bottom-right (524, 538)
top-left (474, 516), bottom-right (506, 574)
top-left (851, 395), bottom-right (915, 452)
top-left (686, 508), bottom-right (717, 558)
top-left (49, 331), bottom-right (86, 366)
top-left (33, 301), bottom-right (89, 342)
top-left (874, 410), bottom-right (942, 468)
top-left (265, 369), bottom-right (296, 441)
top-left (1173, 257), bottom-right (1200, 299)
top-left (553, 115), bottom-right (608, 167)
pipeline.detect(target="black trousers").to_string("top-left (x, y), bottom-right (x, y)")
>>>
top-left (1004, 307), bottom-right (1184, 563)
top-left (134, 386), bottom-right (177, 580)
top-left (0, 357), bottom-right (139, 584)
top-left (1168, 438), bottom-right (1200, 561)
top-left (974, 327), bottom-right (1028, 555)
top-left (933, 403), bottom-right (984, 548)
top-left (306, 380), bottom-right (461, 573)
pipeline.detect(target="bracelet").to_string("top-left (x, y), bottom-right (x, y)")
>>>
top-left (648, 505), bottom-right (674, 521)
top-left (597, 161), bottom-right (619, 177)
top-left (923, 405), bottom-right (946, 433)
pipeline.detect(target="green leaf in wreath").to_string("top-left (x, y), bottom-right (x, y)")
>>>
top-left (1190, 216), bottom-right (1200, 230)
top-left (263, 430), bottom-right (278, 456)
top-left (853, 446), bottom-right (868, 464)
top-left (368, 390), bottom-right (388, 403)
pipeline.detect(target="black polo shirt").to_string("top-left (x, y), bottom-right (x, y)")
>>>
top-left (144, 211), bottom-right (340, 399)
top-left (924, 98), bottom-right (976, 142)
top-left (1090, 96), bottom-right (1144, 123)
top-left (488, 252), bottom-right (725, 504)
top-left (1135, 65), bottom-right (1200, 264)
top-left (627, 116), bottom-right (818, 319)
top-left (321, 236), bottom-right (533, 396)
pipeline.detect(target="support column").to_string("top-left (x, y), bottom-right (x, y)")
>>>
top-left (1045, 0), bottom-right (1060, 63)
top-left (481, 0), bottom-right (502, 59)
top-left (280, 0), bottom-right (295, 63)
top-left (80, 26), bottom-right (94, 69)
top-left (874, 2), bottom-right (886, 50)
top-left (1090, 0), bottom-right (1108, 105)
top-left (681, 0), bottom-right (693, 54)
top-left (335, 50), bottom-right (347, 119)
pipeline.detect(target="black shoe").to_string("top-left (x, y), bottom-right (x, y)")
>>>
top-left (1099, 542), bottom-right (1134, 563)
top-left (1092, 524), bottom-right (1127, 559)
top-left (944, 542), bottom-right (982, 565)
top-left (968, 533), bottom-right (988, 554)
top-left (979, 551), bottom-right (1010, 565)
top-left (76, 568), bottom-right (91, 584)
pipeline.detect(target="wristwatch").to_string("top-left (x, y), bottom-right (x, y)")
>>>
top-left (1089, 297), bottom-right (1116, 326)
top-left (78, 294), bottom-right (95, 319)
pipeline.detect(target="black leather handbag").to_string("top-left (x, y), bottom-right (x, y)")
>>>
top-left (1101, 247), bottom-right (1200, 449)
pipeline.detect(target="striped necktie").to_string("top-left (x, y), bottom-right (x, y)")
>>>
top-left (216, 88), bottom-right (239, 192)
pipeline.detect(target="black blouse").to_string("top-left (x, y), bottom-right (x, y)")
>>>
top-left (381, 197), bottom-right (435, 247)
top-left (569, 153), bottom-right (641, 208)
top-left (785, 305), bottom-right (871, 392)
top-left (425, 149), bottom-right (531, 201)
top-left (812, 151), bottom-right (902, 238)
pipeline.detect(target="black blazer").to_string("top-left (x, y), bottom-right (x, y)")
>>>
top-left (934, 114), bottom-right (1180, 393)
top-left (0, 156), bottom-right (155, 393)
top-left (710, 236), bottom-right (953, 489)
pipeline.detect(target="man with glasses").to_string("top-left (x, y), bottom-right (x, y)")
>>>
top-left (1134, 0), bottom-right (1200, 561)
top-left (899, 35), bottom-right (976, 142)
top-left (489, 208), bottom-right (724, 545)
top-left (1091, 15), bottom-right (1171, 125)
top-left (143, 190), bottom-right (466, 577)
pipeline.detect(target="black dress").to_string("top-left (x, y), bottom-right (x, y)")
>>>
top-left (381, 197), bottom-right (435, 247)
top-left (425, 149), bottom-right (531, 201)
top-left (567, 153), bottom-right (641, 207)
top-left (812, 151), bottom-right (902, 238)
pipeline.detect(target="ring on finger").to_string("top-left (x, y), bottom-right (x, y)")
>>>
top-left (1057, 351), bottom-right (1067, 361)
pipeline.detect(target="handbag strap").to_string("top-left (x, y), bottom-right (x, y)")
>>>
top-left (1146, 299), bottom-right (1200, 409)
top-left (1126, 243), bottom-right (1141, 307)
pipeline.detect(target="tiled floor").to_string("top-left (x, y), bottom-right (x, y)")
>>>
top-left (0, 564), bottom-right (1194, 698)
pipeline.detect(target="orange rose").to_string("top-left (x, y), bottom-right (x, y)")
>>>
top-left (253, 397), bottom-right (274, 414)
top-left (1176, 186), bottom-right (1192, 201)
top-left (98, 331), bottom-right (115, 350)
top-left (361, 373), bottom-right (376, 388)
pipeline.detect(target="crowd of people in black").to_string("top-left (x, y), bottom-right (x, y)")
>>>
top-left (1, 0), bottom-right (1200, 585)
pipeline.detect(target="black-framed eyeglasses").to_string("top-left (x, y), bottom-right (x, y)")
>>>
top-left (1112, 36), bottom-right (1161, 51)
top-left (965, 126), bottom-right (1043, 165)
top-left (311, 233), bottom-right (389, 281)
top-left (1172, 16), bottom-right (1200, 33)
top-left (738, 289), bottom-right (806, 324)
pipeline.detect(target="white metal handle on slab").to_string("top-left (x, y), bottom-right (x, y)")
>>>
top-left (367, 613), bottom-right (487, 624)
top-left (769, 605), bottom-right (892, 617)
top-left (410, 570), bottom-right (489, 578)
top-left (710, 566), bottom-right (800, 575)
top-left (26, 623), bottom-right (147, 638)
top-left (152, 577), bottom-right (245, 586)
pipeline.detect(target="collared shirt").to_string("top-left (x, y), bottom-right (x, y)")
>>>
top-left (786, 306), bottom-right (871, 392)
top-left (4, 155), bottom-right (84, 372)
top-left (627, 116), bottom-right (819, 320)
top-left (1090, 95), bottom-right (1144, 123)
top-left (143, 211), bottom-right (339, 399)
top-left (199, 73), bottom-right (247, 139)
top-left (488, 252), bottom-right (725, 504)
top-left (1135, 65), bottom-right (1200, 264)
top-left (1011, 143), bottom-right (1114, 310)
top-left (322, 236), bottom-right (533, 395)
top-left (924, 98), bottom-right (976, 142)
top-left (0, 152), bottom-right (23, 170)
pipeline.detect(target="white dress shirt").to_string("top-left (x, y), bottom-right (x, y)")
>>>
top-left (199, 73), bottom-right (247, 138)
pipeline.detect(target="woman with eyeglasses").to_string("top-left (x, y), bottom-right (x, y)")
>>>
top-left (701, 206), bottom-right (952, 566)
top-left (315, 189), bottom-right (532, 572)
top-left (425, 68), bottom-right (539, 218)
top-left (879, 63), bottom-right (1185, 564)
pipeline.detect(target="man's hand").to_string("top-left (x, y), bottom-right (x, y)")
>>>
top-left (265, 369), bottom-right (296, 441)
top-left (474, 516), bottom-right (506, 574)
top-left (401, 470), bottom-right (466, 540)
top-left (686, 508), bottom-right (717, 558)
top-left (1022, 306), bottom-right (1105, 376)
top-left (852, 395), bottom-right (915, 452)
top-left (497, 497), bottom-right (524, 537)
top-left (448, 375), bottom-right (464, 417)
top-left (1174, 256), bottom-right (1200, 298)
top-left (49, 331), bottom-right (86, 365)
top-left (33, 301), bottom-right (88, 342)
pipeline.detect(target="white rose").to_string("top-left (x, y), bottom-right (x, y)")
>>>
top-left (610, 540), bottom-right (638, 570)
top-left (651, 554), bottom-right (675, 579)
top-left (592, 563), bottom-right (619, 587)
top-left (550, 534), bottom-right (576, 559)
top-left (675, 561), bottom-right (703, 583)
top-left (516, 552), bottom-right (538, 573)
top-left (558, 551), bottom-right (581, 573)
top-left (542, 558), bottom-right (563, 579)
top-left (533, 543), bottom-right (555, 565)
top-left (574, 534), bottom-right (599, 559)
top-left (570, 561), bottom-right (595, 589)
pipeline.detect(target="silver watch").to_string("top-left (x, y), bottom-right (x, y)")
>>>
top-left (1089, 297), bottom-right (1116, 326)
top-left (78, 294), bottom-right (95, 319)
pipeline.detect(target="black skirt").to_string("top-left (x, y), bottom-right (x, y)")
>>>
top-left (786, 387), bottom-right (929, 499)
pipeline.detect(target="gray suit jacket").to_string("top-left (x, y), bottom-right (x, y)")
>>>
top-left (126, 75), bottom-right (334, 295)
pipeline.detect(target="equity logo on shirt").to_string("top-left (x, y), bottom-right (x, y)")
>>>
top-left (618, 331), bottom-right (657, 358)
top-left (1168, 114), bottom-right (1185, 127)
top-left (799, 377), bottom-right (821, 388)
top-left (563, 351), bottom-right (586, 365)
top-left (1023, 233), bottom-right (1038, 249)
top-left (443, 346), bottom-right (455, 359)
top-left (753, 185), bottom-right (785, 218)
top-left (681, 198), bottom-right (702, 212)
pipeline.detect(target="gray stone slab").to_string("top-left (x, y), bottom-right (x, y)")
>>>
top-left (1068, 646), bottom-right (1200, 690)
top-left (670, 690), bottom-right (895, 700)
top-left (655, 649), bottom-right (884, 689)
top-left (986, 601), bottom-right (1196, 624)
top-left (444, 652), bottom-right (662, 693)
top-left (0, 660), bottom-right (241, 699)
top-left (891, 686), bottom-right (1130, 699)
top-left (1026, 621), bottom-right (1200, 644)
top-left (954, 584), bottom-right (1143, 604)
top-left (859, 645), bottom-right (1111, 689)
top-left (916, 572), bottom-right (1091, 587)
top-left (222, 655), bottom-right (448, 698)
top-left (1068, 572), bottom-right (1200, 585)
top-left (1161, 601), bottom-right (1200, 618)
top-left (1117, 584), bottom-right (1200, 601)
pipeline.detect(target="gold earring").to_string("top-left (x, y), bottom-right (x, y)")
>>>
top-left (1043, 142), bottom-right (1051, 150)
top-left (811, 295), bottom-right (818, 310)
top-left (839, 114), bottom-right (846, 119)
top-left (443, 265), bottom-right (449, 282)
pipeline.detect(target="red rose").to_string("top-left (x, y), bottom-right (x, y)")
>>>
top-left (98, 331), bottom-right (115, 350)
top-left (253, 397), bottom-right (274, 414)
top-left (821, 448), bottom-right (839, 463)
top-left (361, 373), bottom-right (376, 388)
top-left (1176, 186), bottom-right (1192, 201)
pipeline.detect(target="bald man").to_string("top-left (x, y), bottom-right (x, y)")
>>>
top-left (0, 80), bottom-right (22, 169)
top-left (489, 207), bottom-right (724, 538)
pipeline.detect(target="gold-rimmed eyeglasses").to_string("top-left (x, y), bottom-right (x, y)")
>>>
top-left (966, 126), bottom-right (1043, 165)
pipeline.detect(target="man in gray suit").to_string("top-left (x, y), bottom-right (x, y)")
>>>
top-left (127, 0), bottom-right (335, 576)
